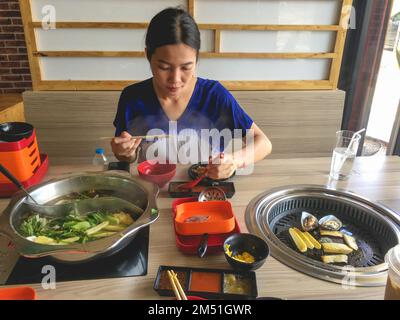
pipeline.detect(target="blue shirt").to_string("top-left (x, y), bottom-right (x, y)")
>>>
top-left (113, 77), bottom-right (253, 137)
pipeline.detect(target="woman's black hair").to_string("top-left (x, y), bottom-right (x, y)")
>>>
top-left (145, 7), bottom-right (201, 61)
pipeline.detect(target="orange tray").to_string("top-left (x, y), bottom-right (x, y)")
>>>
top-left (0, 286), bottom-right (36, 300)
top-left (175, 201), bottom-right (235, 236)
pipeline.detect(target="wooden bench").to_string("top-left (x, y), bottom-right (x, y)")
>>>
top-left (23, 90), bottom-right (345, 164)
top-left (0, 94), bottom-right (25, 123)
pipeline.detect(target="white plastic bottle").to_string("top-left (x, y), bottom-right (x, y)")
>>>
top-left (92, 148), bottom-right (109, 171)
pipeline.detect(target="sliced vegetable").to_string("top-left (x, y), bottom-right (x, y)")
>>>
top-left (303, 232), bottom-right (322, 249)
top-left (321, 255), bottom-right (348, 264)
top-left (71, 221), bottom-right (91, 231)
top-left (86, 221), bottom-right (109, 236)
top-left (113, 213), bottom-right (134, 225)
top-left (60, 236), bottom-right (80, 244)
top-left (91, 231), bottom-right (117, 238)
top-left (293, 228), bottom-right (314, 249)
top-left (289, 228), bottom-right (307, 253)
top-left (34, 236), bottom-right (57, 245)
top-left (343, 234), bottom-right (359, 251)
top-left (103, 225), bottom-right (126, 231)
top-left (320, 230), bottom-right (343, 238)
top-left (321, 243), bottom-right (353, 254)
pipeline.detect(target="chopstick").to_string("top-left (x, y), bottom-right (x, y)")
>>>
top-left (167, 270), bottom-right (182, 300)
top-left (100, 134), bottom-right (171, 140)
top-left (167, 270), bottom-right (188, 300)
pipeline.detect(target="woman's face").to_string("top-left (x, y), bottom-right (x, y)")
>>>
top-left (149, 43), bottom-right (197, 98)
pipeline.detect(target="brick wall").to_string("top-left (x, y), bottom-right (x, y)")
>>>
top-left (0, 0), bottom-right (33, 94)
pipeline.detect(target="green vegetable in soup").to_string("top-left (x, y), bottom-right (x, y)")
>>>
top-left (19, 211), bottom-right (135, 245)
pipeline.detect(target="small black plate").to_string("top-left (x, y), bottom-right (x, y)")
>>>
top-left (107, 161), bottom-right (130, 172)
top-left (188, 164), bottom-right (235, 185)
top-left (168, 181), bottom-right (235, 198)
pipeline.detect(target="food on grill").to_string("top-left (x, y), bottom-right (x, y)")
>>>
top-left (322, 243), bottom-right (353, 255)
top-left (321, 255), bottom-right (348, 264)
top-left (319, 215), bottom-right (343, 231)
top-left (293, 228), bottom-right (314, 249)
top-left (319, 237), bottom-right (335, 243)
top-left (343, 234), bottom-right (359, 251)
top-left (320, 230), bottom-right (344, 238)
top-left (303, 231), bottom-right (322, 249)
top-left (301, 211), bottom-right (319, 232)
top-left (289, 228), bottom-right (307, 253)
top-left (184, 215), bottom-right (210, 223)
top-left (20, 211), bottom-right (134, 245)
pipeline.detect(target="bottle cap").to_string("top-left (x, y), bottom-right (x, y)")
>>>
top-left (95, 148), bottom-right (104, 154)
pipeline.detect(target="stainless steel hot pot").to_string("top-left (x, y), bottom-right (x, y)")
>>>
top-left (0, 171), bottom-right (159, 263)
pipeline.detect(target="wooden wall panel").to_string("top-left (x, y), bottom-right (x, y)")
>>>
top-left (23, 90), bottom-right (345, 163)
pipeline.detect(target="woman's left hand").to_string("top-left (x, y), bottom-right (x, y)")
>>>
top-left (206, 153), bottom-right (238, 180)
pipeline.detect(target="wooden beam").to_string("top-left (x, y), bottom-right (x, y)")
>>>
top-left (188, 0), bottom-right (195, 17)
top-left (329, 0), bottom-right (354, 89)
top-left (34, 51), bottom-right (336, 59)
top-left (33, 51), bottom-right (146, 57)
top-left (214, 30), bottom-right (221, 53)
top-left (36, 80), bottom-right (332, 91)
top-left (19, 0), bottom-right (41, 90)
top-left (31, 21), bottom-right (340, 31)
top-left (31, 22), bottom-right (149, 29)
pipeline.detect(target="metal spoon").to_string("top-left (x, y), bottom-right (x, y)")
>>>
top-left (0, 164), bottom-right (143, 217)
top-left (0, 164), bottom-right (38, 204)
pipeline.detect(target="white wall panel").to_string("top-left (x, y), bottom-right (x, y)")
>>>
top-left (197, 59), bottom-right (331, 81)
top-left (36, 29), bottom-right (147, 51)
top-left (195, 0), bottom-right (341, 25)
top-left (200, 30), bottom-right (214, 52)
top-left (40, 57), bottom-right (330, 81)
top-left (221, 31), bottom-right (336, 53)
top-left (40, 57), bottom-right (152, 80)
top-left (31, 0), bottom-right (185, 22)
top-left (36, 28), bottom-right (215, 52)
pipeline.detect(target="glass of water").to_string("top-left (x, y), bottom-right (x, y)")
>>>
top-left (329, 130), bottom-right (361, 180)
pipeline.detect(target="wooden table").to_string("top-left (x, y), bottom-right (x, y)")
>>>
top-left (1, 156), bottom-right (399, 300)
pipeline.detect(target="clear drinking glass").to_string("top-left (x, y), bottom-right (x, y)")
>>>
top-left (329, 130), bottom-right (361, 180)
top-left (384, 244), bottom-right (400, 300)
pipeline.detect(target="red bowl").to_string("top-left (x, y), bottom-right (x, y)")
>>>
top-left (137, 161), bottom-right (176, 187)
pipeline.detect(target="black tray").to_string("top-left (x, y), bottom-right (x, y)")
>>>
top-left (154, 265), bottom-right (258, 299)
top-left (168, 181), bottom-right (235, 198)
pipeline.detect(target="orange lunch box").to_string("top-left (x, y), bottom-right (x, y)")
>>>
top-left (175, 201), bottom-right (235, 236)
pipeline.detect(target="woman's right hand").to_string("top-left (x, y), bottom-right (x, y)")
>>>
top-left (110, 131), bottom-right (142, 162)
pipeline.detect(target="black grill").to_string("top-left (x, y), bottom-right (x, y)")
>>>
top-left (268, 196), bottom-right (398, 268)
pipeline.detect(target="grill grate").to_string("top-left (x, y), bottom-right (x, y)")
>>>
top-left (267, 196), bottom-right (395, 268)
top-left (246, 185), bottom-right (400, 286)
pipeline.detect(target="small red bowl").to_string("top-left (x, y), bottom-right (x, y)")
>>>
top-left (137, 161), bottom-right (176, 187)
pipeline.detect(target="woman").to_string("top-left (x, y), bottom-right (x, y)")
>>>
top-left (111, 7), bottom-right (272, 180)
